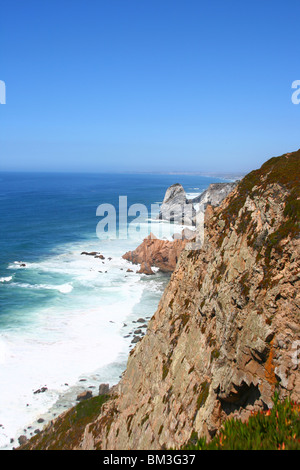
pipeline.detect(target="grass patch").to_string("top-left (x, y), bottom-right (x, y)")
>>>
top-left (19, 394), bottom-right (110, 450)
top-left (196, 382), bottom-right (210, 410)
top-left (216, 150), bottom-right (300, 250)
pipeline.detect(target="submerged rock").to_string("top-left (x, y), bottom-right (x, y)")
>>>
top-left (33, 387), bottom-right (48, 395)
top-left (131, 336), bottom-right (141, 344)
top-left (18, 435), bottom-right (27, 446)
top-left (94, 254), bottom-right (105, 259)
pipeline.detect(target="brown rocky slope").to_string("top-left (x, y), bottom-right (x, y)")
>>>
top-left (21, 150), bottom-right (300, 450)
top-left (122, 232), bottom-right (188, 273)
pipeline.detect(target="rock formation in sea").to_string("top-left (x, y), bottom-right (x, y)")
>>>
top-left (19, 149), bottom-right (300, 450)
top-left (158, 183), bottom-right (194, 225)
top-left (123, 181), bottom-right (238, 273)
top-left (136, 261), bottom-right (155, 275)
top-left (158, 181), bottom-right (238, 227)
top-left (123, 233), bottom-right (187, 273)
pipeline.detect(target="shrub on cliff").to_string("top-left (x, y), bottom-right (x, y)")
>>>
top-left (183, 394), bottom-right (300, 450)
top-left (18, 394), bottom-right (110, 450)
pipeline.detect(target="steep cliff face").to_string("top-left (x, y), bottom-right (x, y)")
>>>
top-left (21, 150), bottom-right (300, 450)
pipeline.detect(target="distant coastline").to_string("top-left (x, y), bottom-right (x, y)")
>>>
top-left (119, 171), bottom-right (245, 181)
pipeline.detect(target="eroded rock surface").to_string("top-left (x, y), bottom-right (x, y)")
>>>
top-left (20, 150), bottom-right (300, 451)
top-left (158, 183), bottom-right (195, 225)
top-left (123, 233), bottom-right (187, 273)
top-left (191, 182), bottom-right (238, 207)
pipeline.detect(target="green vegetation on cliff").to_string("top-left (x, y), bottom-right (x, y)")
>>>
top-left (19, 395), bottom-right (110, 450)
top-left (217, 150), bottom-right (300, 250)
top-left (216, 150), bottom-right (300, 289)
top-left (183, 395), bottom-right (300, 450)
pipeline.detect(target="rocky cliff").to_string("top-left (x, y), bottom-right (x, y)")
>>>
top-left (158, 183), bottom-right (194, 225)
top-left (122, 233), bottom-right (188, 273)
top-left (20, 150), bottom-right (300, 450)
top-left (191, 181), bottom-right (238, 207)
top-left (158, 181), bottom-right (237, 226)
top-left (123, 181), bottom-right (237, 273)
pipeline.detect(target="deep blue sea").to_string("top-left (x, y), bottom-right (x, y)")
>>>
top-left (0, 171), bottom-right (225, 448)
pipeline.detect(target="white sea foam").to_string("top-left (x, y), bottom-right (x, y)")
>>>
top-left (7, 262), bottom-right (27, 270)
top-left (56, 283), bottom-right (73, 294)
top-left (0, 232), bottom-right (167, 450)
top-left (9, 282), bottom-right (73, 294)
top-left (0, 291), bottom-right (146, 448)
top-left (186, 191), bottom-right (202, 200)
top-left (0, 276), bottom-right (12, 283)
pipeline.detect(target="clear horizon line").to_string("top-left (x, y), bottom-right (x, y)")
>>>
top-left (0, 169), bottom-right (246, 177)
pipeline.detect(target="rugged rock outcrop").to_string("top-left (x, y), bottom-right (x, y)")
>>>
top-left (77, 391), bottom-right (93, 402)
top-left (123, 233), bottom-right (187, 273)
top-left (99, 384), bottom-right (110, 395)
top-left (124, 182), bottom-right (238, 272)
top-left (191, 181), bottom-right (238, 207)
top-left (20, 150), bottom-right (300, 450)
top-left (158, 181), bottom-right (237, 227)
top-left (158, 183), bottom-right (195, 225)
top-left (137, 262), bottom-right (155, 275)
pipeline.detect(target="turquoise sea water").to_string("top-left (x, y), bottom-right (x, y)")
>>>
top-left (0, 172), bottom-right (224, 448)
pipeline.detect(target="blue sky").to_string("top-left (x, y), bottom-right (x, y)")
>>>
top-left (0, 0), bottom-right (299, 173)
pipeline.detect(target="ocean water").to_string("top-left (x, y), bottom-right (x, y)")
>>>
top-left (0, 172), bottom-right (225, 449)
